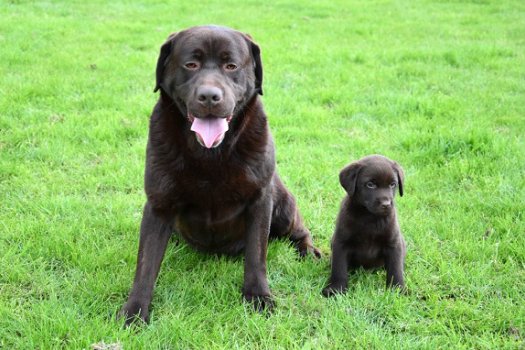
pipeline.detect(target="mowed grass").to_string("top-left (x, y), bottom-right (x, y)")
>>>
top-left (1, 0), bottom-right (524, 348)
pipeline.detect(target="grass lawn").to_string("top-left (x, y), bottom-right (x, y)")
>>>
top-left (1, 0), bottom-right (524, 348)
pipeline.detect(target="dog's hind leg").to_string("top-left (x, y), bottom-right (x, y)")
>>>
top-left (270, 174), bottom-right (321, 258)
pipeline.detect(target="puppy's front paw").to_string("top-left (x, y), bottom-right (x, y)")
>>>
top-left (118, 299), bottom-right (150, 327)
top-left (243, 293), bottom-right (275, 313)
top-left (322, 283), bottom-right (347, 297)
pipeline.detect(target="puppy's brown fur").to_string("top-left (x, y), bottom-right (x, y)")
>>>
top-left (323, 155), bottom-right (406, 297)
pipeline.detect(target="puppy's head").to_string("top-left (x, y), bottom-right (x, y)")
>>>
top-left (340, 155), bottom-right (404, 216)
top-left (153, 25), bottom-right (263, 149)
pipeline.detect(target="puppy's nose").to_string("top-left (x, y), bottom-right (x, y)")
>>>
top-left (196, 85), bottom-right (223, 106)
top-left (380, 200), bottom-right (392, 210)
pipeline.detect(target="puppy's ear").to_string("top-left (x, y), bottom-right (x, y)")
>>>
top-left (243, 33), bottom-right (263, 95)
top-left (392, 161), bottom-right (405, 197)
top-left (154, 33), bottom-right (177, 93)
top-left (339, 162), bottom-right (362, 197)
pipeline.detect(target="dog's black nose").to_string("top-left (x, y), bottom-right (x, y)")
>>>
top-left (197, 85), bottom-right (223, 106)
top-left (380, 201), bottom-right (392, 210)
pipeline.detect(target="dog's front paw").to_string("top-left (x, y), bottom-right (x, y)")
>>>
top-left (118, 299), bottom-right (150, 327)
top-left (322, 283), bottom-right (347, 297)
top-left (243, 292), bottom-right (275, 313)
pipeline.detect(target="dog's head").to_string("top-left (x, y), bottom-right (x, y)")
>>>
top-left (339, 155), bottom-right (404, 216)
top-left (154, 25), bottom-right (263, 149)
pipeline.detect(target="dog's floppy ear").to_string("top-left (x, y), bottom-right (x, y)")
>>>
top-left (243, 33), bottom-right (263, 95)
top-left (154, 33), bottom-right (177, 93)
top-left (392, 161), bottom-right (405, 197)
top-left (339, 162), bottom-right (362, 197)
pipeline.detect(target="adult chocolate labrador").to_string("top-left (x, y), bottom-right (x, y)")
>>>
top-left (119, 25), bottom-right (320, 325)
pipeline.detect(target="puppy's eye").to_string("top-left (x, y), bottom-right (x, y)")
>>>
top-left (390, 182), bottom-right (397, 188)
top-left (366, 182), bottom-right (376, 189)
top-left (184, 62), bottom-right (199, 70)
top-left (224, 63), bottom-right (238, 71)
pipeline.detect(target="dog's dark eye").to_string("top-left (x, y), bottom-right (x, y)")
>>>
top-left (224, 63), bottom-right (238, 71)
top-left (366, 182), bottom-right (376, 189)
top-left (184, 62), bottom-right (199, 70)
top-left (390, 182), bottom-right (397, 188)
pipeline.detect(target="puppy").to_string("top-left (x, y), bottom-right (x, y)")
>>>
top-left (323, 155), bottom-right (406, 297)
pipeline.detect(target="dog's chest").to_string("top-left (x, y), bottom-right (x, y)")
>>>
top-left (166, 157), bottom-right (268, 253)
top-left (352, 215), bottom-right (396, 240)
top-left (174, 201), bottom-right (248, 254)
top-left (347, 218), bottom-right (396, 263)
top-left (175, 161), bottom-right (263, 204)
top-left (348, 232), bottom-right (389, 269)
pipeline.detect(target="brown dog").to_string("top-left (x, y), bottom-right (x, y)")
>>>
top-left (322, 155), bottom-right (406, 297)
top-left (118, 25), bottom-right (320, 325)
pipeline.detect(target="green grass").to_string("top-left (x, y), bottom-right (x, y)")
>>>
top-left (1, 0), bottom-right (524, 348)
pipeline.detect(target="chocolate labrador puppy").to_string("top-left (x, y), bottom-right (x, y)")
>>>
top-left (119, 25), bottom-right (320, 325)
top-left (322, 155), bottom-right (406, 297)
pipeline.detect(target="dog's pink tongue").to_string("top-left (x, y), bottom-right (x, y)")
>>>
top-left (190, 118), bottom-right (229, 148)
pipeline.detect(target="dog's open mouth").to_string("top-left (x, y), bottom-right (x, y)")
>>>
top-left (188, 114), bottom-right (232, 148)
